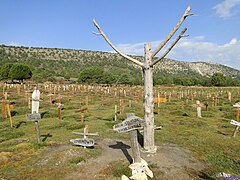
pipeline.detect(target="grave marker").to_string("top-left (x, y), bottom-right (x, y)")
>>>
top-left (192, 100), bottom-right (203, 118)
top-left (26, 88), bottom-right (42, 143)
top-left (7, 102), bottom-right (12, 128)
top-left (113, 113), bottom-right (153, 179)
top-left (31, 87), bottom-right (40, 114)
top-left (75, 107), bottom-right (88, 123)
top-left (1, 93), bottom-right (7, 119)
top-left (70, 125), bottom-right (99, 148)
top-left (232, 103), bottom-right (240, 137)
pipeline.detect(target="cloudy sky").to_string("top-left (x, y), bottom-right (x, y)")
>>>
top-left (0, 0), bottom-right (239, 69)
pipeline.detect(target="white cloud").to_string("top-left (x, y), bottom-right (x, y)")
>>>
top-left (116, 37), bottom-right (240, 70)
top-left (169, 37), bottom-right (240, 70)
top-left (213, 0), bottom-right (240, 18)
top-left (8, 41), bottom-right (24, 46)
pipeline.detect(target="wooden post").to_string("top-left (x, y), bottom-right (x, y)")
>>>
top-left (16, 84), bottom-right (19, 95)
top-left (35, 121), bottom-right (41, 143)
top-left (157, 92), bottom-right (160, 114)
top-left (205, 103), bottom-right (209, 111)
top-left (233, 106), bottom-right (240, 137)
top-left (7, 103), bottom-right (12, 128)
top-left (48, 94), bottom-right (53, 106)
top-left (58, 106), bottom-right (61, 120)
top-left (28, 96), bottom-right (31, 110)
top-left (81, 112), bottom-right (84, 123)
top-left (143, 43), bottom-right (156, 152)
top-left (129, 100), bottom-right (132, 108)
top-left (168, 93), bottom-right (171, 102)
top-left (86, 96), bottom-right (89, 112)
top-left (1, 100), bottom-right (7, 119)
top-left (130, 130), bottom-right (141, 163)
top-left (126, 113), bottom-right (141, 163)
top-left (114, 105), bottom-right (117, 121)
top-left (182, 100), bottom-right (184, 110)
top-left (212, 97), bottom-right (214, 107)
top-left (119, 99), bottom-right (124, 114)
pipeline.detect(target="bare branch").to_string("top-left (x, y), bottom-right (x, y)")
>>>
top-left (151, 6), bottom-right (191, 57)
top-left (92, 19), bottom-right (143, 67)
top-left (151, 28), bottom-right (187, 66)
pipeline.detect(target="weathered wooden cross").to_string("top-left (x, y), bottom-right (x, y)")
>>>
top-left (93, 6), bottom-right (192, 152)
top-left (113, 113), bottom-right (153, 179)
top-left (232, 103), bottom-right (240, 137)
top-left (70, 125), bottom-right (99, 148)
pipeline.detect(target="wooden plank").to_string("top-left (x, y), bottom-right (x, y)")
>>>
top-left (70, 138), bottom-right (95, 147)
top-left (72, 132), bottom-right (99, 136)
top-left (113, 115), bottom-right (144, 133)
top-left (26, 113), bottom-right (41, 121)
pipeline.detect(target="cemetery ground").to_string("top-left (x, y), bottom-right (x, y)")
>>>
top-left (0, 84), bottom-right (239, 179)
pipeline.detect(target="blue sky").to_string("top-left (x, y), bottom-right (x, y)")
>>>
top-left (0, 0), bottom-right (239, 69)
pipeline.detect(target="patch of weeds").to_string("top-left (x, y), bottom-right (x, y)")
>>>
top-left (45, 121), bottom-right (68, 130)
top-left (207, 152), bottom-right (240, 174)
top-left (85, 147), bottom-right (102, 159)
top-left (172, 110), bottom-right (188, 116)
top-left (106, 160), bottom-right (131, 178)
top-left (149, 163), bottom-right (165, 179)
top-left (203, 111), bottom-right (215, 117)
top-left (40, 111), bottom-right (52, 118)
top-left (69, 156), bottom-right (86, 165)
top-left (223, 111), bottom-right (235, 120)
top-left (66, 123), bottom-right (85, 130)
top-left (105, 122), bottom-right (115, 129)
top-left (30, 141), bottom-right (48, 150)
top-left (0, 130), bottom-right (25, 143)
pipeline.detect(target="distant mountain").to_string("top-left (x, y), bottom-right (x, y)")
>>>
top-left (154, 58), bottom-right (240, 78)
top-left (0, 45), bottom-right (239, 83)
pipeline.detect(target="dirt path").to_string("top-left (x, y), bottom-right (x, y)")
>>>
top-left (64, 138), bottom-right (207, 180)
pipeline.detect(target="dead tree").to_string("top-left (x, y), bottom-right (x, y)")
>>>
top-left (93, 6), bottom-right (192, 152)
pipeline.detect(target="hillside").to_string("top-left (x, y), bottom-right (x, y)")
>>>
top-left (0, 45), bottom-right (239, 84)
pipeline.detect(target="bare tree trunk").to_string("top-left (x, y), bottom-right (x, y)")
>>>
top-left (143, 43), bottom-right (156, 152)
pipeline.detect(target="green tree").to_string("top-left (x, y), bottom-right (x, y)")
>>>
top-left (78, 66), bottom-right (104, 84)
top-left (9, 63), bottom-right (32, 82)
top-left (211, 73), bottom-right (226, 86)
top-left (0, 63), bottom-right (13, 80)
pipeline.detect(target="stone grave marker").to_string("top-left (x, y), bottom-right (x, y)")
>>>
top-left (192, 100), bottom-right (203, 118)
top-left (31, 87), bottom-right (40, 114)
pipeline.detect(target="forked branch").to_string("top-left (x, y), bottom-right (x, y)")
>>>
top-left (151, 28), bottom-right (187, 66)
top-left (93, 19), bottom-right (143, 67)
top-left (151, 6), bottom-right (192, 57)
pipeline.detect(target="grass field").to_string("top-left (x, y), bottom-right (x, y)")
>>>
top-left (0, 83), bottom-right (239, 179)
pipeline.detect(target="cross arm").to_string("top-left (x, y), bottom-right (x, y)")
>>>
top-left (151, 28), bottom-right (187, 66)
top-left (93, 19), bottom-right (143, 67)
top-left (151, 6), bottom-right (192, 58)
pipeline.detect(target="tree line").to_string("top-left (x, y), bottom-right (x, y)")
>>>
top-left (0, 62), bottom-right (239, 86)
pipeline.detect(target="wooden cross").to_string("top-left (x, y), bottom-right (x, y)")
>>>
top-left (47, 93), bottom-right (54, 106)
top-left (113, 113), bottom-right (153, 179)
top-left (232, 103), bottom-right (240, 137)
top-left (70, 125), bottom-right (99, 148)
top-left (75, 107), bottom-right (88, 123)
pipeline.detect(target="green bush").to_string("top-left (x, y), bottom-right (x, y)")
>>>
top-left (9, 63), bottom-right (32, 81)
